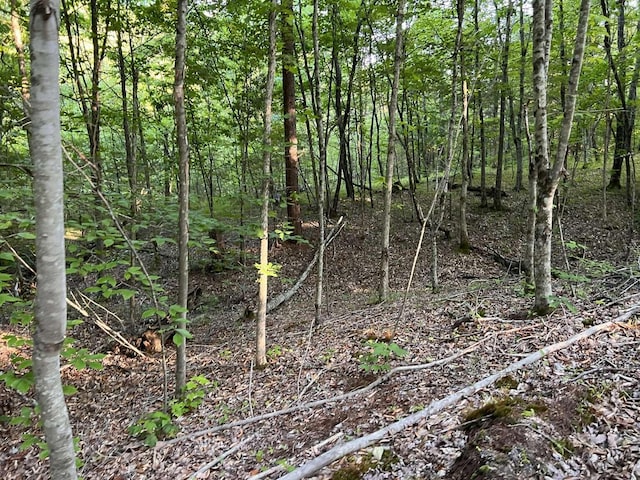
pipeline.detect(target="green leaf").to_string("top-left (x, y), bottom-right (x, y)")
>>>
top-left (117, 289), bottom-right (137, 300)
top-left (71, 359), bottom-right (86, 370)
top-left (16, 232), bottom-right (36, 239)
top-left (12, 377), bottom-right (33, 394)
top-left (63, 385), bottom-right (78, 395)
top-left (168, 304), bottom-right (188, 318)
top-left (142, 308), bottom-right (164, 319)
top-left (0, 294), bottom-right (20, 306)
top-left (0, 252), bottom-right (14, 261)
top-left (144, 434), bottom-right (158, 447)
top-left (172, 328), bottom-right (193, 346)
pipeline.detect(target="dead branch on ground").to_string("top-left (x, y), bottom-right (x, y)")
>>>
top-left (156, 324), bottom-right (530, 449)
top-left (276, 305), bottom-right (640, 480)
top-left (265, 217), bottom-right (345, 313)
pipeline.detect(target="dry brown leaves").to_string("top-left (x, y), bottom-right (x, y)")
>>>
top-left (1, 183), bottom-right (640, 479)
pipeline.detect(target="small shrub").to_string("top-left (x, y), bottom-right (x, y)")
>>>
top-left (128, 411), bottom-right (178, 447)
top-left (359, 340), bottom-right (407, 374)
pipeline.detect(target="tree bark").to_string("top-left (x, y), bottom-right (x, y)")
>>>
top-left (312, 0), bottom-right (327, 324)
top-left (494, 0), bottom-right (513, 210)
top-left (174, 0), bottom-right (189, 394)
top-left (29, 1), bottom-right (78, 477)
top-left (533, 0), bottom-right (590, 314)
top-left (474, 0), bottom-right (487, 208)
top-left (379, 0), bottom-right (407, 302)
top-left (282, 0), bottom-right (302, 236)
top-left (458, 0), bottom-right (470, 252)
top-left (256, 0), bottom-right (278, 368)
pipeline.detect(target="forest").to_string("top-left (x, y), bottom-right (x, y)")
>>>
top-left (1, 0), bottom-right (640, 478)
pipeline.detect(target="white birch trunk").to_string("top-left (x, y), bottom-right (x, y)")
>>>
top-left (29, 1), bottom-right (78, 477)
top-left (532, 0), bottom-right (590, 313)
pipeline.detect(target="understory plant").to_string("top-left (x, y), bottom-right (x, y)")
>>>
top-left (128, 375), bottom-right (213, 447)
top-left (359, 340), bottom-right (407, 374)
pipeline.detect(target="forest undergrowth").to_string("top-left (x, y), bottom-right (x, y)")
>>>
top-left (1, 174), bottom-right (640, 479)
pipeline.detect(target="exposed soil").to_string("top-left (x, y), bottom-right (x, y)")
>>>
top-left (1, 175), bottom-right (640, 479)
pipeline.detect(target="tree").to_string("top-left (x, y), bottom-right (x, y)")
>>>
top-left (379, 0), bottom-right (407, 302)
top-left (312, 0), bottom-right (328, 324)
top-left (531, 0), bottom-right (590, 313)
top-left (282, 0), bottom-right (302, 237)
top-left (29, 0), bottom-right (78, 477)
top-left (458, 0), bottom-right (470, 252)
top-left (600, 0), bottom-right (640, 196)
top-left (60, 0), bottom-right (110, 206)
top-left (174, 0), bottom-right (189, 395)
top-left (257, 0), bottom-right (278, 368)
top-left (494, 0), bottom-right (513, 210)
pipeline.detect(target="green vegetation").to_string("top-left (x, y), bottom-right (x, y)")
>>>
top-left (358, 340), bottom-right (408, 374)
top-left (129, 375), bottom-right (213, 447)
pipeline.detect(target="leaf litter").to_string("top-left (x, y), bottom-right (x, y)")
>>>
top-left (1, 184), bottom-right (640, 479)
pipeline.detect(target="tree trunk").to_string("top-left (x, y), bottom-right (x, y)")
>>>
top-left (379, 0), bottom-right (407, 302)
top-left (531, 0), bottom-right (552, 312)
top-left (533, 0), bottom-right (590, 314)
top-left (174, 0), bottom-right (189, 395)
top-left (600, 0), bottom-right (640, 191)
top-left (312, 0), bottom-right (328, 324)
top-left (474, 0), bottom-right (487, 208)
top-left (514, 0), bottom-right (527, 192)
top-left (29, 1), bottom-right (78, 477)
top-left (256, 0), bottom-right (278, 368)
top-left (458, 0), bottom-right (470, 252)
top-left (494, 0), bottom-right (513, 210)
top-left (282, 0), bottom-right (302, 236)
top-left (89, 0), bottom-right (103, 197)
top-left (330, 5), bottom-right (364, 214)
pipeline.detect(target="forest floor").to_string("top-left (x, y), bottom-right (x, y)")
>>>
top-left (2, 172), bottom-right (640, 479)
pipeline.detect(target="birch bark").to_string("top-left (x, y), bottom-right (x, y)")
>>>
top-left (29, 1), bottom-right (78, 477)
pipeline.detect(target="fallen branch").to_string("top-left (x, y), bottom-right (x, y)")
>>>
top-left (266, 217), bottom-right (345, 313)
top-left (470, 245), bottom-right (528, 275)
top-left (277, 305), bottom-right (640, 480)
top-left (156, 325), bottom-right (516, 449)
top-left (247, 433), bottom-right (344, 480)
top-left (75, 290), bottom-right (147, 357)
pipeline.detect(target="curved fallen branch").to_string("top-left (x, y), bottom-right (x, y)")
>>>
top-left (155, 323), bottom-right (507, 450)
top-left (277, 305), bottom-right (640, 480)
top-left (267, 217), bottom-right (345, 313)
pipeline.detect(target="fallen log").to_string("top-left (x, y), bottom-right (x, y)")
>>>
top-left (277, 305), bottom-right (640, 480)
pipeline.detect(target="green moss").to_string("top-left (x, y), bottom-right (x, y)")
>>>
top-left (463, 397), bottom-right (519, 428)
top-left (331, 450), bottom-right (399, 479)
top-left (463, 397), bottom-right (549, 430)
top-left (474, 464), bottom-right (492, 477)
top-left (495, 376), bottom-right (519, 390)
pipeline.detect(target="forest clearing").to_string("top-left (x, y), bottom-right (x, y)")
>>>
top-left (2, 172), bottom-right (640, 479)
